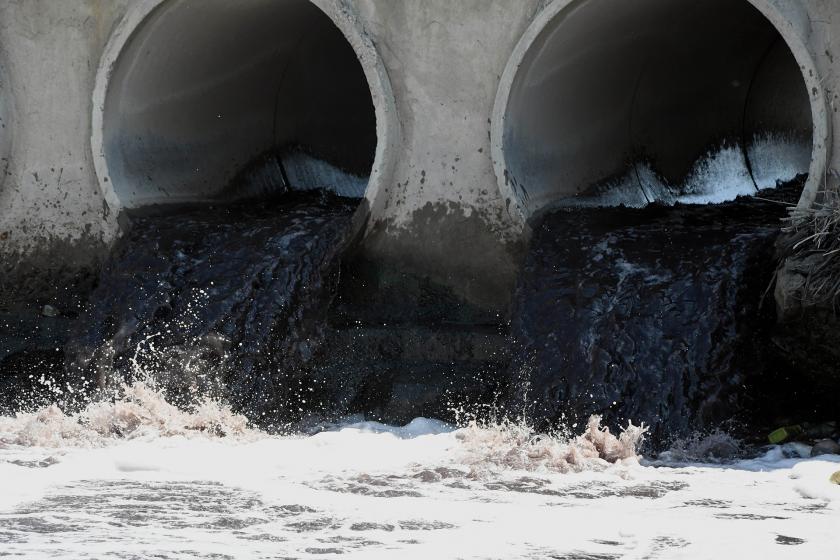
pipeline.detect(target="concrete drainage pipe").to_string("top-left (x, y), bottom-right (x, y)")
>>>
top-left (92, 0), bottom-right (397, 212)
top-left (493, 0), bottom-right (827, 221)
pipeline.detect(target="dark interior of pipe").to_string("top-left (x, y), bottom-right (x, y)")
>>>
top-left (102, 0), bottom-right (377, 208)
top-left (502, 0), bottom-right (814, 215)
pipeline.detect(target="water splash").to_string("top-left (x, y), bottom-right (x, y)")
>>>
top-left (747, 132), bottom-right (811, 190)
top-left (509, 194), bottom-right (788, 444)
top-left (0, 381), bottom-right (255, 448)
top-left (456, 415), bottom-right (647, 475)
top-left (282, 151), bottom-right (369, 198)
top-left (63, 193), bottom-right (358, 425)
top-left (657, 430), bottom-right (745, 463)
top-left (568, 133), bottom-right (807, 208)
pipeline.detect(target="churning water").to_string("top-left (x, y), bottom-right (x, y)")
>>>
top-left (1, 151), bottom-right (838, 558)
top-left (0, 383), bottom-right (838, 559)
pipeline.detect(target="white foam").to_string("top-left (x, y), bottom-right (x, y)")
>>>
top-left (675, 144), bottom-right (756, 204)
top-left (337, 417), bottom-right (455, 439)
top-left (748, 133), bottom-right (811, 190)
top-left (282, 151), bottom-right (369, 198)
top-left (568, 134), bottom-right (806, 208)
top-left (0, 382), bottom-right (255, 449)
top-left (456, 415), bottom-right (646, 475)
top-left (1, 397), bottom-right (838, 558)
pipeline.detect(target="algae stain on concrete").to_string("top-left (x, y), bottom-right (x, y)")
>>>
top-left (363, 201), bottom-right (524, 316)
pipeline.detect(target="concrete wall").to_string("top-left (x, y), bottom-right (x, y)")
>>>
top-left (0, 0), bottom-right (838, 314)
top-left (807, 0), bottom-right (840, 189)
top-left (0, 0), bottom-right (129, 300)
top-left (354, 0), bottom-right (542, 312)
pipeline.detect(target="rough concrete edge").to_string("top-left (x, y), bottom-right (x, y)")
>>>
top-left (0, 48), bottom-right (14, 197)
top-left (490, 0), bottom-right (831, 224)
top-left (89, 0), bottom-right (149, 228)
top-left (90, 0), bottom-right (400, 237)
top-left (489, 0), bottom-right (571, 230)
top-left (756, 0), bottom-right (832, 214)
top-left (317, 0), bottom-right (401, 230)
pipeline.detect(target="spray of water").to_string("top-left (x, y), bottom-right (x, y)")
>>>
top-left (568, 133), bottom-right (809, 208)
top-left (455, 415), bottom-right (647, 475)
top-left (656, 430), bottom-right (745, 463)
top-left (0, 381), bottom-right (255, 448)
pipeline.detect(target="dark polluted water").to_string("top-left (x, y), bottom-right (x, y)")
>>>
top-left (64, 191), bottom-right (359, 428)
top-left (55, 183), bottom-right (815, 443)
top-left (509, 191), bottom-right (793, 446)
top-left (0, 183), bottom-right (838, 558)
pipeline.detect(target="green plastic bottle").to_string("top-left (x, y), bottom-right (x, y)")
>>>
top-left (768, 425), bottom-right (804, 444)
top-left (768, 421), bottom-right (837, 444)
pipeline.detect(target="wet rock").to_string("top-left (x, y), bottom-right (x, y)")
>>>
top-left (772, 231), bottom-right (840, 418)
top-left (770, 422), bottom-right (837, 445)
top-left (509, 196), bottom-right (788, 445)
top-left (774, 193), bottom-right (840, 406)
top-left (695, 437), bottom-right (742, 460)
top-left (780, 442), bottom-right (812, 459)
top-left (810, 439), bottom-right (840, 457)
top-left (775, 535), bottom-right (806, 546)
top-left (773, 254), bottom-right (821, 321)
top-left (41, 304), bottom-right (60, 318)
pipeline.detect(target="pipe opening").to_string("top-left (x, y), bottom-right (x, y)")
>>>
top-left (499, 0), bottom-right (814, 217)
top-left (100, 0), bottom-right (377, 209)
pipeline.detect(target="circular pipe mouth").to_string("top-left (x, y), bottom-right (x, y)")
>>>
top-left (492, 0), bottom-right (828, 222)
top-left (92, 0), bottom-right (398, 214)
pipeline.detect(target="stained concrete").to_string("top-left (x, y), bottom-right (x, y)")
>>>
top-left (0, 0), bottom-right (837, 316)
top-left (0, 1), bottom-right (129, 259)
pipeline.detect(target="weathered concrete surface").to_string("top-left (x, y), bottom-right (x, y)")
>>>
top-left (0, 0), bottom-right (129, 303)
top-left (0, 0), bottom-right (838, 316)
top-left (353, 0), bottom-right (540, 312)
top-left (805, 0), bottom-right (840, 194)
